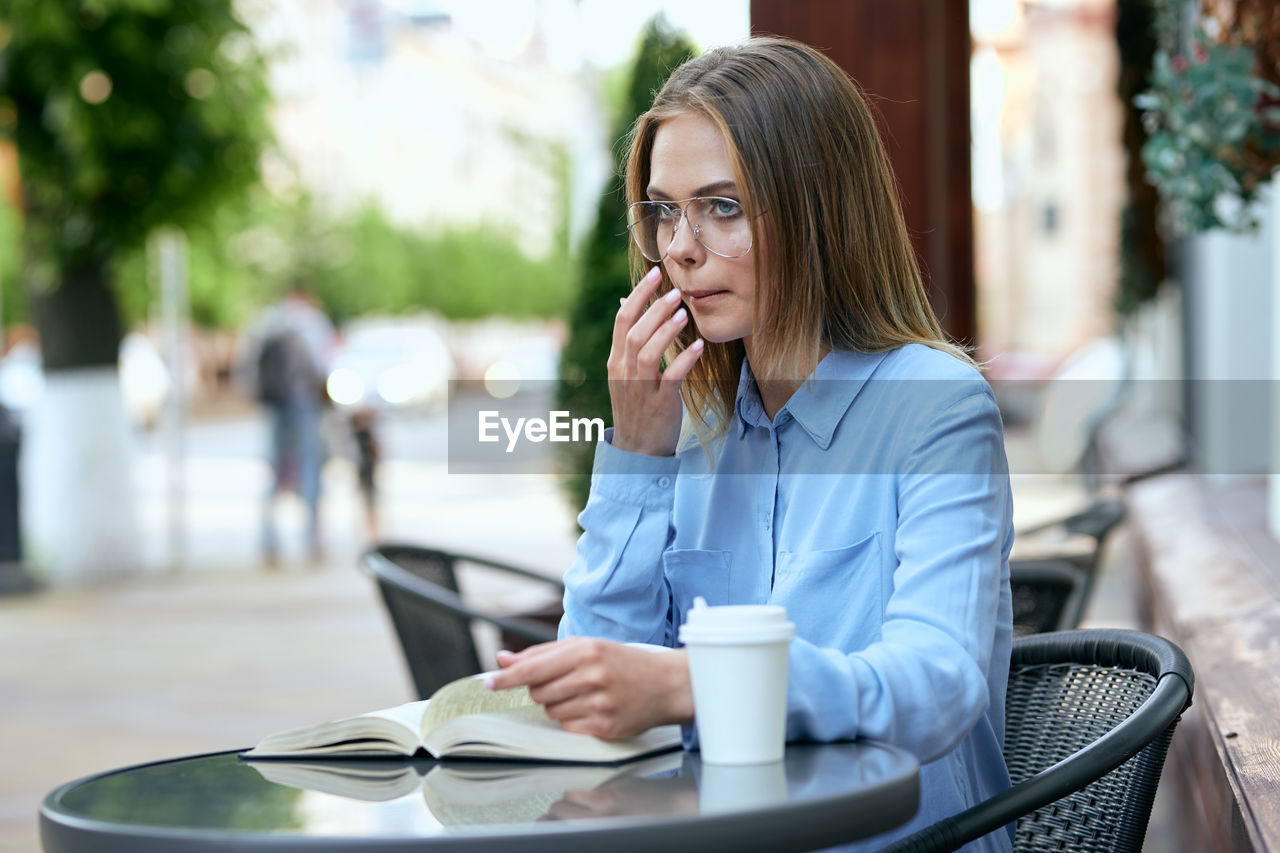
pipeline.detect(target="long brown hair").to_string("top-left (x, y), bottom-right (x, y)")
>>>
top-left (624, 37), bottom-right (972, 436)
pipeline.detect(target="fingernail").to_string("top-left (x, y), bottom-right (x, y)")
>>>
top-left (644, 266), bottom-right (661, 282)
top-left (483, 675), bottom-right (496, 690)
top-left (672, 307), bottom-right (687, 323)
top-left (619, 297), bottom-right (627, 307)
top-left (664, 289), bottom-right (682, 304)
top-left (691, 339), bottom-right (704, 351)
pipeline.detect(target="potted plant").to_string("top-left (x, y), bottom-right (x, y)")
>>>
top-left (1135, 0), bottom-right (1280, 234)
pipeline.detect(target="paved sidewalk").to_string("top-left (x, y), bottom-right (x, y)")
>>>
top-left (1, 568), bottom-right (410, 853)
top-left (1, 462), bottom-right (581, 853)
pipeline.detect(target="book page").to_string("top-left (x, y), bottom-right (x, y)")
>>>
top-left (243, 700), bottom-right (431, 757)
top-left (419, 673), bottom-right (538, 737)
top-left (424, 710), bottom-right (682, 763)
top-left (419, 643), bottom-right (675, 737)
top-left (365, 699), bottom-right (432, 732)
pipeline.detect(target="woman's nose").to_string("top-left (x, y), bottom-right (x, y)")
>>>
top-left (666, 213), bottom-right (703, 263)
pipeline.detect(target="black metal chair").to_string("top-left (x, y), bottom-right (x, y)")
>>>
top-left (1015, 496), bottom-right (1127, 573)
top-left (363, 543), bottom-right (564, 699)
top-left (882, 628), bottom-right (1194, 853)
top-left (1009, 558), bottom-right (1090, 637)
top-left (1010, 496), bottom-right (1127, 634)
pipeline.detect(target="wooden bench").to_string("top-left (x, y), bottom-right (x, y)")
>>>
top-left (1127, 474), bottom-right (1280, 852)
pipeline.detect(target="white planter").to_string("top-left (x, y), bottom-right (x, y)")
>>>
top-left (21, 367), bottom-right (140, 583)
top-left (1184, 188), bottom-right (1274, 482)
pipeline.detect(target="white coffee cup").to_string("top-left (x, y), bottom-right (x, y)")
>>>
top-left (678, 597), bottom-right (795, 765)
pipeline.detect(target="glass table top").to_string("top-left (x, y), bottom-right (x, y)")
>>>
top-left (43, 742), bottom-right (918, 851)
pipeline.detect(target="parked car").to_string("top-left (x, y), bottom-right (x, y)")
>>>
top-left (326, 317), bottom-right (455, 412)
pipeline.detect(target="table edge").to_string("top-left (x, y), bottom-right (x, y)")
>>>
top-left (40, 742), bottom-right (919, 852)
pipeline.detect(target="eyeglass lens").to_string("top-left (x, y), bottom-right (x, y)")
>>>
top-left (627, 197), bottom-right (752, 262)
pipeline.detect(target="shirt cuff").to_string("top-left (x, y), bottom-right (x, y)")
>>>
top-left (589, 428), bottom-right (681, 509)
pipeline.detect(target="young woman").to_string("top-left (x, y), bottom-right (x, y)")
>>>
top-left (488, 37), bottom-right (1015, 850)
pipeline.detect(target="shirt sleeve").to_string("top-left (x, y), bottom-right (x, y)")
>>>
top-left (784, 389), bottom-right (1013, 763)
top-left (558, 428), bottom-right (682, 646)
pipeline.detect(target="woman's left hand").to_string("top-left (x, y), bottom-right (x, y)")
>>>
top-left (485, 638), bottom-right (693, 741)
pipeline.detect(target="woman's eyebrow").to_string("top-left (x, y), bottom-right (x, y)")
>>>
top-left (646, 180), bottom-right (739, 200)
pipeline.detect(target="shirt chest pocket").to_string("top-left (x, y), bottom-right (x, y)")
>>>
top-left (662, 548), bottom-right (732, 641)
top-left (771, 534), bottom-right (884, 647)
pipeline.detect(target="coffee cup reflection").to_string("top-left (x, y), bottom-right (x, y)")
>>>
top-left (697, 760), bottom-right (788, 814)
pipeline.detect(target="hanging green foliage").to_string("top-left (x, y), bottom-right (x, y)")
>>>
top-left (1135, 0), bottom-right (1280, 234)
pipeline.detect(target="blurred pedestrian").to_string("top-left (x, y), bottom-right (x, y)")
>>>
top-left (242, 285), bottom-right (335, 566)
top-left (349, 406), bottom-right (381, 542)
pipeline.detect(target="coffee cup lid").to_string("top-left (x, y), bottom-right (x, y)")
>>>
top-left (677, 597), bottom-right (796, 645)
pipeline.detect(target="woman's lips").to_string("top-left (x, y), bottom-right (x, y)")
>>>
top-left (682, 289), bottom-right (728, 307)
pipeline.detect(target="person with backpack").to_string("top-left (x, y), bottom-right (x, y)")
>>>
top-left (243, 286), bottom-right (336, 567)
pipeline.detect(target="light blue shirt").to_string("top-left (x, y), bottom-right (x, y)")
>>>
top-left (560, 343), bottom-right (1015, 851)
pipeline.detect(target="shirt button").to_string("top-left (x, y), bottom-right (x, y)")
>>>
top-left (657, 476), bottom-right (672, 488)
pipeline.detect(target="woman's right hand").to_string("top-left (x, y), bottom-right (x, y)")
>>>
top-left (608, 266), bottom-right (704, 457)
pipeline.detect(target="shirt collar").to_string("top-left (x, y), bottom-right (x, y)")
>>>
top-left (734, 349), bottom-right (891, 448)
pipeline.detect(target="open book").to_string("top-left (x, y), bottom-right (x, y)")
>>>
top-left (242, 673), bottom-right (683, 764)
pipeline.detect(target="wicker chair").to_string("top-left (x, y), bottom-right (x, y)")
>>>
top-left (882, 629), bottom-right (1194, 853)
top-left (363, 544), bottom-right (563, 699)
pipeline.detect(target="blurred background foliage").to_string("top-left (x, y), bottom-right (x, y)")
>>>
top-left (1114, 0), bottom-right (1167, 318)
top-left (0, 0), bottom-right (578, 351)
top-left (555, 16), bottom-right (695, 516)
top-left (109, 186), bottom-right (574, 331)
top-left (0, 0), bottom-right (271, 264)
top-left (0, 191), bottom-right (24, 327)
top-left (0, 0), bottom-right (272, 368)
top-left (1135, 0), bottom-right (1280, 235)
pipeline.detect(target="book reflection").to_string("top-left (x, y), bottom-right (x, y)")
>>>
top-left (245, 751), bottom-right (689, 827)
top-left (245, 743), bottom-right (887, 828)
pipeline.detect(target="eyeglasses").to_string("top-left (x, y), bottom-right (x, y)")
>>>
top-left (626, 196), bottom-right (754, 262)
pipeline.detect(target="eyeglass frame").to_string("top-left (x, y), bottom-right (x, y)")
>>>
top-left (625, 196), bottom-right (758, 263)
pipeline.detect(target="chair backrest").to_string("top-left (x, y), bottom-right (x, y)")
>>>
top-left (367, 545), bottom-right (482, 698)
top-left (883, 629), bottom-right (1194, 853)
top-left (1057, 497), bottom-right (1126, 545)
top-left (1003, 631), bottom-right (1189, 851)
top-left (363, 544), bottom-right (563, 699)
top-left (1009, 559), bottom-right (1090, 636)
top-left (1011, 497), bottom-right (1128, 633)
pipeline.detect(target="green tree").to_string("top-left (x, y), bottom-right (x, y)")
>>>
top-left (0, 0), bottom-right (271, 580)
top-left (0, 0), bottom-right (271, 366)
top-left (555, 17), bottom-right (695, 516)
